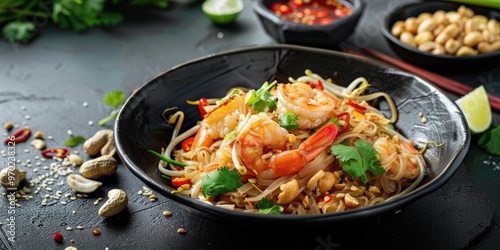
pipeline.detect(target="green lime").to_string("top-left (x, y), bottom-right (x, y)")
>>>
top-left (455, 85), bottom-right (492, 134)
top-left (202, 0), bottom-right (243, 25)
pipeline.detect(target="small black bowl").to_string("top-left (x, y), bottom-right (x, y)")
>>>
top-left (253, 0), bottom-right (364, 48)
top-left (114, 44), bottom-right (470, 226)
top-left (382, 1), bottom-right (500, 71)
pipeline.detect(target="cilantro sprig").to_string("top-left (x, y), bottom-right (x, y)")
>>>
top-left (255, 198), bottom-right (283, 214)
top-left (477, 125), bottom-right (500, 156)
top-left (331, 139), bottom-right (385, 183)
top-left (247, 81), bottom-right (278, 112)
top-left (1, 0), bottom-right (169, 43)
top-left (99, 90), bottom-right (125, 126)
top-left (202, 166), bottom-right (243, 198)
top-left (278, 112), bottom-right (299, 130)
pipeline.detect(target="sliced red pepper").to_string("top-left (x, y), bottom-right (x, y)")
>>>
top-left (335, 112), bottom-right (350, 135)
top-left (41, 148), bottom-right (70, 159)
top-left (348, 100), bottom-right (367, 111)
top-left (198, 97), bottom-right (209, 118)
top-left (171, 177), bottom-right (191, 187)
top-left (4, 127), bottom-right (31, 144)
top-left (316, 79), bottom-right (323, 90)
top-left (181, 137), bottom-right (195, 152)
top-left (318, 194), bottom-right (333, 203)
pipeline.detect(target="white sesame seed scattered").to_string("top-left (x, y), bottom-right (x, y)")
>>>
top-left (66, 226), bottom-right (73, 231)
top-left (418, 112), bottom-right (423, 117)
top-left (88, 121), bottom-right (94, 126)
top-left (83, 101), bottom-right (89, 107)
top-left (421, 117), bottom-right (428, 123)
top-left (20, 106), bottom-right (26, 111)
top-left (67, 130), bottom-right (73, 136)
top-left (24, 115), bottom-right (31, 120)
top-left (217, 32), bottom-right (224, 39)
top-left (47, 135), bottom-right (54, 140)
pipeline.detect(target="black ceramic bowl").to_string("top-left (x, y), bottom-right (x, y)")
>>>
top-left (253, 0), bottom-right (364, 48)
top-left (382, 1), bottom-right (500, 71)
top-left (114, 44), bottom-right (470, 225)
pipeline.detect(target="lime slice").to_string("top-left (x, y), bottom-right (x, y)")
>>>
top-left (455, 85), bottom-right (492, 134)
top-left (202, 0), bottom-right (243, 25)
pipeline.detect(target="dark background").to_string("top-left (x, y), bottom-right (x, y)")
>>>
top-left (0, 0), bottom-right (499, 249)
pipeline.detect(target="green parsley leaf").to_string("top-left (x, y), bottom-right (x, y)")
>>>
top-left (65, 136), bottom-right (86, 147)
top-left (103, 90), bottom-right (125, 109)
top-left (331, 139), bottom-right (384, 183)
top-left (255, 198), bottom-right (283, 214)
top-left (278, 112), bottom-right (299, 130)
top-left (247, 81), bottom-right (278, 112)
top-left (477, 125), bottom-right (500, 156)
top-left (2, 21), bottom-right (36, 43)
top-left (202, 166), bottom-right (243, 198)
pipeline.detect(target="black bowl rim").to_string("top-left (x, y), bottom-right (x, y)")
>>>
top-left (381, 1), bottom-right (500, 61)
top-left (252, 0), bottom-right (365, 31)
top-left (114, 44), bottom-right (470, 224)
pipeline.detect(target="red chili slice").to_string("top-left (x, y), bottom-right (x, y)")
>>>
top-left (41, 148), bottom-right (70, 159)
top-left (198, 97), bottom-right (209, 118)
top-left (348, 100), bottom-right (367, 111)
top-left (319, 194), bottom-right (333, 203)
top-left (181, 137), bottom-right (195, 152)
top-left (335, 112), bottom-right (350, 135)
top-left (172, 177), bottom-right (191, 187)
top-left (4, 128), bottom-right (31, 144)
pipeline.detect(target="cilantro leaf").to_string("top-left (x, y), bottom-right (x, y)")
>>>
top-left (65, 136), bottom-right (86, 147)
top-left (99, 90), bottom-right (126, 126)
top-left (202, 166), bottom-right (243, 198)
top-left (247, 81), bottom-right (277, 112)
top-left (52, 0), bottom-right (123, 32)
top-left (255, 198), bottom-right (283, 214)
top-left (278, 112), bottom-right (299, 130)
top-left (478, 125), bottom-right (500, 156)
top-left (331, 139), bottom-right (384, 183)
top-left (103, 90), bottom-right (125, 109)
top-left (2, 21), bottom-right (36, 43)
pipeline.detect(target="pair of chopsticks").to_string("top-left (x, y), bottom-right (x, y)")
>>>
top-left (342, 47), bottom-right (500, 113)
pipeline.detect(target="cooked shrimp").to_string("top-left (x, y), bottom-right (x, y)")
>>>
top-left (236, 113), bottom-right (338, 179)
top-left (373, 136), bottom-right (424, 180)
top-left (277, 82), bottom-right (339, 129)
top-left (191, 94), bottom-right (246, 149)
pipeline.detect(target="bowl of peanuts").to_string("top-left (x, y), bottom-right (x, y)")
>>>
top-left (382, 1), bottom-right (500, 70)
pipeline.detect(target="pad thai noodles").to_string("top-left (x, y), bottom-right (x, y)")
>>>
top-left (151, 69), bottom-right (427, 215)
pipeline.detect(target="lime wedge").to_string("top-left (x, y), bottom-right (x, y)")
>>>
top-left (202, 0), bottom-right (243, 25)
top-left (455, 85), bottom-right (492, 134)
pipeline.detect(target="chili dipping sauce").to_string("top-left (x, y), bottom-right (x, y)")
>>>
top-left (270, 0), bottom-right (352, 25)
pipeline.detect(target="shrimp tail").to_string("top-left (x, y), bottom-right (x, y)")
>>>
top-left (266, 123), bottom-right (338, 179)
top-left (299, 123), bottom-right (338, 162)
top-left (192, 124), bottom-right (214, 149)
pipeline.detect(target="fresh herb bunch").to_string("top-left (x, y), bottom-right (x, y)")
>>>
top-left (0, 0), bottom-right (169, 43)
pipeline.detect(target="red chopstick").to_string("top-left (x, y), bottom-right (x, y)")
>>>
top-left (353, 47), bottom-right (500, 113)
